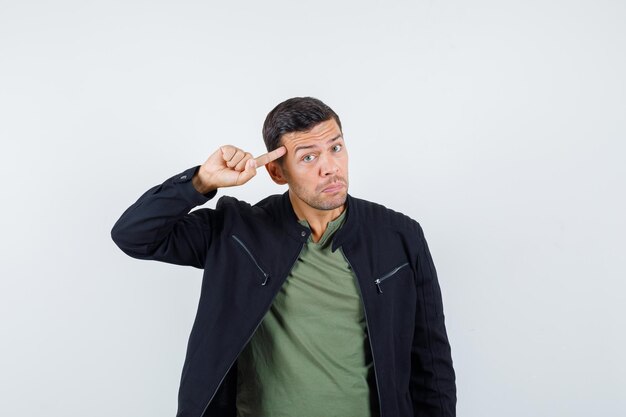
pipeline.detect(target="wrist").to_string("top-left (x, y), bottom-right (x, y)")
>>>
top-left (192, 173), bottom-right (216, 195)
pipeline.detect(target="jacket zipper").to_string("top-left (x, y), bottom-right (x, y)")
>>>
top-left (231, 235), bottom-right (270, 285)
top-left (341, 251), bottom-right (384, 417)
top-left (374, 262), bottom-right (409, 294)
top-left (198, 242), bottom-right (306, 417)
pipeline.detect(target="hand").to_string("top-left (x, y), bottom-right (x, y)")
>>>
top-left (192, 145), bottom-right (287, 194)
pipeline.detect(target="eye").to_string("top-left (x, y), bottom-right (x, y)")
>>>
top-left (302, 154), bottom-right (316, 163)
top-left (332, 144), bottom-right (342, 152)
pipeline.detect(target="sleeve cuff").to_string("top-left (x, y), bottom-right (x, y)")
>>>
top-left (172, 165), bottom-right (218, 205)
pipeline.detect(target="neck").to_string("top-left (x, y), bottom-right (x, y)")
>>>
top-left (288, 190), bottom-right (345, 243)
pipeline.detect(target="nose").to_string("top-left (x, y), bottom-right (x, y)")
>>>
top-left (318, 152), bottom-right (339, 177)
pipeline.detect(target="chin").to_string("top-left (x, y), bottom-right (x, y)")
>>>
top-left (313, 192), bottom-right (348, 211)
top-left (289, 184), bottom-right (348, 211)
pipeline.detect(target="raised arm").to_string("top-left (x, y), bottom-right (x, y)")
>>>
top-left (110, 145), bottom-right (286, 268)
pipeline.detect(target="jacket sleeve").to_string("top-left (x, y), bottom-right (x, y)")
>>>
top-left (110, 166), bottom-right (219, 269)
top-left (410, 222), bottom-right (457, 416)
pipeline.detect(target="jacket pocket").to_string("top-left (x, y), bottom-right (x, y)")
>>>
top-left (374, 262), bottom-right (409, 294)
top-left (231, 235), bottom-right (271, 285)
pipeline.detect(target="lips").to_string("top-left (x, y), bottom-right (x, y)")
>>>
top-left (322, 182), bottom-right (345, 193)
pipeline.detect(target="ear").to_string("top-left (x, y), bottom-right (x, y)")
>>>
top-left (265, 161), bottom-right (288, 185)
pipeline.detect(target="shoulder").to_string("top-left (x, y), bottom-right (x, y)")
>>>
top-left (347, 197), bottom-right (438, 266)
top-left (346, 196), bottom-right (429, 265)
top-left (350, 195), bottom-right (422, 235)
top-left (214, 193), bottom-right (283, 219)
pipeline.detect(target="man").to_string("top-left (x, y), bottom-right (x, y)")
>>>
top-left (111, 97), bottom-right (456, 417)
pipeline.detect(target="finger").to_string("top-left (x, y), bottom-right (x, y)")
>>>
top-left (234, 153), bottom-right (253, 172)
top-left (255, 146), bottom-right (287, 166)
top-left (220, 145), bottom-right (238, 162)
top-left (226, 149), bottom-right (245, 168)
top-left (236, 158), bottom-right (258, 185)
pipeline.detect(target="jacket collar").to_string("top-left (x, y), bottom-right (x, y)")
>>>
top-left (278, 191), bottom-right (357, 251)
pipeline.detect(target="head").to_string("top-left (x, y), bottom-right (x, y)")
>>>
top-left (263, 97), bottom-right (349, 212)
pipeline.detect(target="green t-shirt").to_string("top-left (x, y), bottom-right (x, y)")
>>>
top-left (235, 208), bottom-right (376, 417)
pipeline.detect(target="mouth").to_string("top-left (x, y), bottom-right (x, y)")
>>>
top-left (321, 182), bottom-right (345, 193)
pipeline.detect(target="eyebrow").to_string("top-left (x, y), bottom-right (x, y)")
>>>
top-left (293, 134), bottom-right (343, 155)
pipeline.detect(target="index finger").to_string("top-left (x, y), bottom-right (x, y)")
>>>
top-left (254, 146), bottom-right (287, 166)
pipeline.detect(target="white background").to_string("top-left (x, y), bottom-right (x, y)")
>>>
top-left (1, 1), bottom-right (624, 416)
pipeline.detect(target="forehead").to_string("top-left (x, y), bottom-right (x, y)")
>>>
top-left (280, 118), bottom-right (343, 149)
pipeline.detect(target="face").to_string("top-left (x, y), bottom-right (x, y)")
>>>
top-left (271, 118), bottom-right (349, 211)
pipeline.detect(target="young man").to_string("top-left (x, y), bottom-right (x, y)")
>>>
top-left (111, 97), bottom-right (456, 417)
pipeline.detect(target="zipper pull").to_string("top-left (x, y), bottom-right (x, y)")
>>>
top-left (261, 273), bottom-right (270, 286)
top-left (374, 279), bottom-right (383, 294)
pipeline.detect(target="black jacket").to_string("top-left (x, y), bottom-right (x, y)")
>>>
top-left (111, 165), bottom-right (456, 417)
